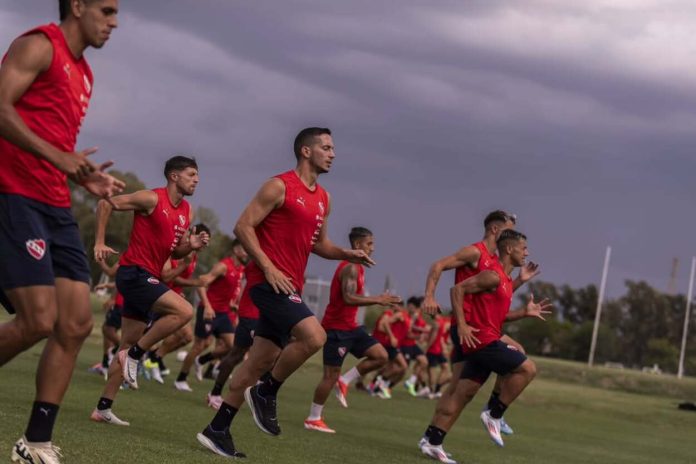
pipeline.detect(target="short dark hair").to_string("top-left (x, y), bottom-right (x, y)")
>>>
top-left (60, 0), bottom-right (96, 21)
top-left (231, 238), bottom-right (242, 249)
top-left (164, 155), bottom-right (198, 179)
top-left (496, 229), bottom-right (527, 250)
top-left (348, 226), bottom-right (372, 247)
top-left (407, 296), bottom-right (423, 307)
top-left (193, 223), bottom-right (210, 236)
top-left (293, 127), bottom-right (331, 159)
top-left (484, 210), bottom-right (516, 229)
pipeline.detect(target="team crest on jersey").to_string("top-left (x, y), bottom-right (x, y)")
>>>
top-left (147, 277), bottom-right (160, 285)
top-left (288, 294), bottom-right (302, 304)
top-left (338, 346), bottom-right (347, 358)
top-left (25, 239), bottom-right (46, 260)
top-left (83, 75), bottom-right (92, 94)
top-left (178, 215), bottom-right (186, 226)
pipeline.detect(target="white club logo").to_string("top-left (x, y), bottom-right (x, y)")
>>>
top-left (25, 239), bottom-right (46, 260)
top-left (318, 201), bottom-right (325, 215)
top-left (178, 215), bottom-right (186, 226)
top-left (338, 347), bottom-right (347, 358)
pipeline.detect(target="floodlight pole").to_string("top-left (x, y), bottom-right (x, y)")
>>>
top-left (588, 246), bottom-right (611, 367)
top-left (677, 256), bottom-right (695, 379)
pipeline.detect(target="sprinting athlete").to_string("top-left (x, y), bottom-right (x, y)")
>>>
top-left (424, 314), bottom-right (451, 398)
top-left (304, 226), bottom-right (401, 433)
top-left (421, 230), bottom-right (551, 462)
top-left (0, 2), bottom-right (122, 462)
top-left (197, 127), bottom-right (374, 458)
top-left (92, 260), bottom-right (121, 377)
top-left (90, 155), bottom-right (209, 425)
top-left (370, 307), bottom-right (407, 398)
top-left (401, 296), bottom-right (430, 396)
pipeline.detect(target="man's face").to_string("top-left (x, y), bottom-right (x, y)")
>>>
top-left (77, 0), bottom-right (119, 49)
top-left (233, 244), bottom-right (249, 265)
top-left (354, 235), bottom-right (374, 257)
top-left (173, 167), bottom-right (199, 196)
top-left (508, 239), bottom-right (529, 267)
top-left (306, 134), bottom-right (335, 174)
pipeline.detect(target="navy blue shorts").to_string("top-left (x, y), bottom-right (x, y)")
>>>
top-left (401, 344), bottom-right (425, 362)
top-left (427, 353), bottom-right (448, 367)
top-left (379, 342), bottom-right (401, 361)
top-left (116, 265), bottom-right (170, 322)
top-left (234, 317), bottom-right (258, 349)
top-left (449, 323), bottom-right (465, 364)
top-left (104, 305), bottom-right (122, 330)
top-left (194, 306), bottom-right (235, 339)
top-left (0, 194), bottom-right (90, 314)
top-left (323, 327), bottom-right (379, 367)
top-left (249, 283), bottom-right (314, 348)
top-left (460, 340), bottom-right (527, 384)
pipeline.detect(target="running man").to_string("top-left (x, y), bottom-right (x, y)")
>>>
top-left (370, 307), bottom-right (407, 398)
top-left (0, 2), bottom-right (122, 462)
top-left (401, 296), bottom-right (430, 397)
top-left (90, 155), bottom-right (209, 425)
top-left (421, 229), bottom-right (551, 462)
top-left (304, 226), bottom-right (401, 433)
top-left (197, 127), bottom-right (374, 458)
top-left (424, 313), bottom-right (451, 399)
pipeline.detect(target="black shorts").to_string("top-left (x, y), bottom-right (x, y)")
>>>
top-left (249, 283), bottom-right (314, 348)
top-left (401, 344), bottom-right (424, 362)
top-left (0, 194), bottom-right (90, 314)
top-left (460, 340), bottom-right (527, 384)
top-left (450, 323), bottom-right (465, 364)
top-left (323, 327), bottom-right (379, 367)
top-left (234, 317), bottom-right (258, 349)
top-left (104, 305), bottom-right (122, 330)
top-left (116, 265), bottom-right (171, 322)
top-left (427, 353), bottom-right (448, 367)
top-left (194, 306), bottom-right (235, 339)
top-left (379, 342), bottom-right (401, 361)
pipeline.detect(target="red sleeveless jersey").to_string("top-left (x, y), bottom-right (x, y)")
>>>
top-left (321, 261), bottom-right (364, 331)
top-left (168, 254), bottom-right (197, 296)
top-left (372, 309), bottom-right (394, 346)
top-left (238, 285), bottom-right (259, 320)
top-left (463, 262), bottom-right (513, 353)
top-left (401, 312), bottom-right (427, 347)
top-left (206, 257), bottom-right (245, 314)
top-left (245, 171), bottom-right (329, 295)
top-left (392, 309), bottom-right (411, 345)
top-left (452, 241), bottom-right (499, 324)
top-left (427, 316), bottom-right (449, 355)
top-left (120, 188), bottom-right (190, 277)
top-left (0, 24), bottom-right (93, 207)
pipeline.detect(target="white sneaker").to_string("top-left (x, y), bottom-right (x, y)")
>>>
top-left (421, 442), bottom-right (457, 464)
top-left (416, 386), bottom-right (431, 398)
top-left (500, 417), bottom-right (514, 435)
top-left (11, 437), bottom-right (62, 464)
top-left (89, 408), bottom-right (130, 426)
top-left (194, 356), bottom-right (205, 382)
top-left (207, 393), bottom-right (223, 410)
top-left (176, 350), bottom-right (188, 362)
top-left (480, 410), bottom-right (504, 447)
top-left (118, 350), bottom-right (139, 390)
top-left (419, 437), bottom-right (453, 457)
top-left (175, 380), bottom-right (193, 392)
top-left (150, 365), bottom-right (164, 384)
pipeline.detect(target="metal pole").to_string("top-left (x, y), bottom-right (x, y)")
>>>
top-left (677, 256), bottom-right (695, 379)
top-left (589, 246), bottom-right (611, 367)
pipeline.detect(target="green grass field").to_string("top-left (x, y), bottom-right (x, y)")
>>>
top-left (2, 314), bottom-right (696, 463)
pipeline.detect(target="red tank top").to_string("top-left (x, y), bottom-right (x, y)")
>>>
top-left (452, 241), bottom-right (498, 324)
top-left (207, 257), bottom-right (245, 314)
top-left (238, 285), bottom-right (259, 320)
top-left (427, 316), bottom-right (449, 355)
top-left (0, 24), bottom-right (93, 207)
top-left (372, 309), bottom-right (394, 346)
top-left (401, 313), bottom-right (426, 347)
top-left (393, 310), bottom-right (411, 346)
top-left (120, 188), bottom-right (190, 277)
top-left (168, 254), bottom-right (197, 295)
top-left (463, 262), bottom-right (513, 353)
top-left (321, 261), bottom-right (364, 331)
top-left (245, 171), bottom-right (329, 295)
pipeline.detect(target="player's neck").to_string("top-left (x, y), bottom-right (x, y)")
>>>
top-left (499, 256), bottom-right (515, 275)
top-left (165, 183), bottom-right (184, 207)
top-left (59, 21), bottom-right (88, 59)
top-left (294, 164), bottom-right (319, 190)
top-left (481, 234), bottom-right (497, 255)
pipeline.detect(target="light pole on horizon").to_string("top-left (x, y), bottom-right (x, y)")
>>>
top-left (589, 246), bottom-right (611, 367)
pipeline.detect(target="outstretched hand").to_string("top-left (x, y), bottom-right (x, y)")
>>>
top-left (80, 158), bottom-right (126, 203)
top-left (519, 262), bottom-right (540, 283)
top-left (525, 293), bottom-right (553, 320)
top-left (345, 249), bottom-right (376, 268)
top-left (422, 295), bottom-right (440, 316)
top-left (94, 243), bottom-right (118, 262)
top-left (189, 231), bottom-right (210, 250)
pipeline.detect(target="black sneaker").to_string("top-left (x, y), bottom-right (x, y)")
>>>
top-left (244, 385), bottom-right (281, 436)
top-left (197, 425), bottom-right (246, 458)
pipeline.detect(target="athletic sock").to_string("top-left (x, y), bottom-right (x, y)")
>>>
top-left (158, 358), bottom-right (167, 371)
top-left (127, 343), bottom-right (146, 360)
top-left (176, 372), bottom-right (188, 382)
top-left (489, 396), bottom-right (508, 419)
top-left (110, 346), bottom-right (119, 356)
top-left (209, 402), bottom-right (238, 432)
top-left (308, 402), bottom-right (324, 421)
top-left (435, 383), bottom-right (442, 393)
top-left (406, 374), bottom-right (417, 385)
top-left (101, 354), bottom-right (109, 369)
top-left (426, 425), bottom-right (447, 446)
top-left (25, 402), bottom-right (59, 443)
top-left (339, 367), bottom-right (361, 385)
top-left (198, 352), bottom-right (215, 365)
top-left (148, 351), bottom-right (162, 364)
top-left (97, 397), bottom-right (113, 411)
top-left (259, 371), bottom-right (272, 384)
top-left (257, 374), bottom-right (283, 398)
top-left (487, 390), bottom-right (500, 410)
top-left (211, 382), bottom-right (224, 396)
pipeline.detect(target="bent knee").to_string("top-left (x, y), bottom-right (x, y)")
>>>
top-left (521, 359), bottom-right (537, 378)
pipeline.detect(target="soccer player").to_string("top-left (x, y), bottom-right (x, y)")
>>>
top-left (197, 127), bottom-right (374, 458)
top-left (92, 260), bottom-right (121, 376)
top-left (90, 155), bottom-right (209, 425)
top-left (424, 314), bottom-right (451, 399)
top-left (401, 296), bottom-right (430, 396)
top-left (420, 230), bottom-right (551, 462)
top-left (175, 238), bottom-right (247, 391)
top-left (0, 2), bottom-right (122, 462)
top-left (370, 307), bottom-right (407, 398)
top-left (304, 226), bottom-right (401, 433)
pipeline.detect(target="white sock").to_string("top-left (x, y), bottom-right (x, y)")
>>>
top-left (406, 375), bottom-right (417, 385)
top-left (340, 367), bottom-right (361, 385)
top-left (308, 402), bottom-right (324, 421)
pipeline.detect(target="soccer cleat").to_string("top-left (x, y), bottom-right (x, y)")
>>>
top-left (90, 408), bottom-right (130, 426)
top-left (428, 392), bottom-right (443, 400)
top-left (416, 386), bottom-right (431, 398)
top-left (194, 356), bottom-right (205, 382)
top-left (144, 359), bottom-right (164, 384)
top-left (174, 380), bottom-right (193, 392)
top-left (118, 350), bottom-right (139, 390)
top-left (160, 368), bottom-right (171, 377)
top-left (11, 436), bottom-right (62, 464)
top-left (419, 437), bottom-right (454, 458)
top-left (375, 385), bottom-right (391, 399)
top-left (304, 418), bottom-right (336, 434)
top-left (334, 379), bottom-right (349, 408)
top-left (480, 410), bottom-right (504, 447)
top-left (405, 380), bottom-right (417, 397)
top-left (244, 385), bottom-right (281, 436)
top-left (207, 393), bottom-right (223, 410)
top-left (196, 425), bottom-right (246, 458)
top-left (500, 417), bottom-right (514, 435)
top-left (421, 442), bottom-right (457, 464)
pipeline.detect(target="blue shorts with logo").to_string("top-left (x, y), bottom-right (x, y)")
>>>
top-left (234, 317), bottom-right (259, 349)
top-left (323, 327), bottom-right (379, 367)
top-left (401, 344), bottom-right (425, 362)
top-left (249, 282), bottom-right (314, 348)
top-left (194, 306), bottom-right (235, 339)
top-left (116, 265), bottom-right (170, 322)
top-left (0, 194), bottom-right (90, 314)
top-left (460, 340), bottom-right (527, 384)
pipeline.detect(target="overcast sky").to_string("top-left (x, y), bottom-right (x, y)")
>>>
top-left (2, 0), bottom-right (695, 303)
